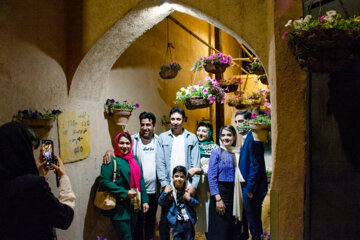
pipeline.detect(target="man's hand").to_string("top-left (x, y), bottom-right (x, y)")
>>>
top-left (186, 185), bottom-right (196, 197)
top-left (103, 150), bottom-right (114, 164)
top-left (142, 203), bottom-right (149, 213)
top-left (247, 192), bottom-right (254, 199)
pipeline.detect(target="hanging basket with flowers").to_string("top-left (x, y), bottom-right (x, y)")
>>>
top-left (159, 62), bottom-right (182, 79)
top-left (247, 60), bottom-right (266, 75)
top-left (175, 77), bottom-right (226, 110)
top-left (226, 92), bottom-right (252, 110)
top-left (104, 99), bottom-right (139, 126)
top-left (248, 113), bottom-right (271, 142)
top-left (191, 52), bottom-right (234, 74)
top-left (218, 76), bottom-right (243, 93)
top-left (16, 109), bottom-right (62, 138)
top-left (282, 10), bottom-right (360, 73)
top-left (255, 74), bottom-right (269, 85)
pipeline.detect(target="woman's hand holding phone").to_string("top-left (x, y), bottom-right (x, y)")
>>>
top-left (51, 155), bottom-right (66, 177)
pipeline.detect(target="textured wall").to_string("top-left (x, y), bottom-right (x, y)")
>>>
top-left (0, 0), bottom-right (307, 239)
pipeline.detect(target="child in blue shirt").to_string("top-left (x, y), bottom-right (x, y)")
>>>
top-left (158, 165), bottom-right (199, 240)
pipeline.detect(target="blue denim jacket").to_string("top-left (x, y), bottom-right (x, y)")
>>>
top-left (158, 191), bottom-right (198, 228)
top-left (155, 129), bottom-right (200, 188)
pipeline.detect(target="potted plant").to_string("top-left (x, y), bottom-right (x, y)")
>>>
top-left (159, 62), bottom-right (182, 79)
top-left (236, 118), bottom-right (250, 135)
top-left (282, 10), bottom-right (360, 73)
top-left (191, 52), bottom-right (233, 74)
top-left (227, 92), bottom-right (252, 110)
top-left (266, 169), bottom-right (272, 185)
top-left (218, 77), bottom-right (243, 93)
top-left (254, 74), bottom-right (269, 85)
top-left (17, 109), bottom-right (62, 138)
top-left (175, 77), bottom-right (226, 110)
top-left (248, 113), bottom-right (271, 142)
top-left (104, 99), bottom-right (139, 126)
top-left (248, 60), bottom-right (265, 75)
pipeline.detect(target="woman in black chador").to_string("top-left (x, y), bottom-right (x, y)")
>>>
top-left (0, 121), bottom-right (76, 240)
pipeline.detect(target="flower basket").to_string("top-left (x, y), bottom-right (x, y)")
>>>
top-left (22, 118), bottom-right (55, 139)
top-left (111, 108), bottom-right (132, 126)
top-left (259, 75), bottom-right (268, 85)
top-left (228, 102), bottom-right (250, 110)
top-left (249, 122), bottom-right (270, 142)
top-left (222, 84), bottom-right (238, 93)
top-left (288, 29), bottom-right (359, 73)
top-left (204, 63), bottom-right (228, 74)
top-left (159, 69), bottom-right (178, 79)
top-left (185, 96), bottom-right (212, 110)
top-left (252, 68), bottom-right (265, 75)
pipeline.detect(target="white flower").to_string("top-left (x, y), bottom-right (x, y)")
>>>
top-left (195, 85), bottom-right (200, 90)
top-left (324, 15), bottom-right (335, 22)
top-left (180, 87), bottom-right (185, 92)
top-left (303, 15), bottom-right (312, 23)
top-left (293, 18), bottom-right (304, 30)
top-left (285, 19), bottom-right (292, 27)
top-left (326, 10), bottom-right (337, 17)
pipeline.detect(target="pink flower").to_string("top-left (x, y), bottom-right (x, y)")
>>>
top-left (281, 32), bottom-right (288, 40)
top-left (211, 60), bottom-right (214, 64)
top-left (199, 57), bottom-right (204, 61)
top-left (215, 52), bottom-right (222, 58)
top-left (203, 88), bottom-right (208, 94)
top-left (208, 55), bottom-right (215, 60)
top-left (320, 15), bottom-right (326, 22)
top-left (226, 86), bottom-right (229, 92)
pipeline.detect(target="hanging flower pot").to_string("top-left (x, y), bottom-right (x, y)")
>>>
top-left (192, 52), bottom-right (233, 74)
top-left (219, 77), bottom-right (242, 93)
top-left (111, 108), bottom-right (132, 126)
top-left (185, 96), bottom-right (213, 110)
top-left (228, 102), bottom-right (250, 110)
top-left (204, 63), bottom-right (228, 74)
top-left (249, 113), bottom-right (271, 142)
top-left (175, 77), bottom-right (226, 111)
top-left (256, 74), bottom-right (268, 85)
top-left (283, 11), bottom-right (360, 73)
top-left (247, 60), bottom-right (265, 75)
top-left (159, 62), bottom-right (181, 79)
top-left (22, 118), bottom-right (55, 129)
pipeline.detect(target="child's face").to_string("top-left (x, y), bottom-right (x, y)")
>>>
top-left (172, 171), bottom-right (186, 190)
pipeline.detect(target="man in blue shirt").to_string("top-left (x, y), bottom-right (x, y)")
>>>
top-left (155, 107), bottom-right (200, 240)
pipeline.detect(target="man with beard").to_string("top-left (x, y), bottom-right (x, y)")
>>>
top-left (103, 112), bottom-right (158, 240)
top-left (156, 107), bottom-right (200, 240)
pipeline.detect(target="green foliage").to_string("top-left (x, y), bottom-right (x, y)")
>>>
top-left (17, 109), bottom-right (62, 119)
top-left (161, 62), bottom-right (182, 72)
top-left (104, 99), bottom-right (139, 112)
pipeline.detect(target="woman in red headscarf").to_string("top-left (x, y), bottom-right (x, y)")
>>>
top-left (100, 132), bottom-right (149, 240)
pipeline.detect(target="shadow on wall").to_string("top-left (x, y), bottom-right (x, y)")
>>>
top-left (83, 177), bottom-right (117, 240)
top-left (327, 62), bottom-right (360, 171)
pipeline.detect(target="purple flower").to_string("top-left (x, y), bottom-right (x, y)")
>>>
top-left (198, 80), bottom-right (203, 86)
top-left (51, 109), bottom-right (58, 115)
top-left (281, 32), bottom-right (288, 40)
top-left (135, 103), bottom-right (140, 108)
top-left (171, 62), bottom-right (176, 66)
top-left (31, 111), bottom-right (38, 119)
top-left (211, 60), bottom-right (214, 64)
top-left (22, 110), bottom-right (28, 114)
top-left (215, 52), bottom-right (222, 58)
top-left (226, 86), bottom-right (229, 92)
top-left (110, 99), bottom-right (115, 104)
top-left (208, 55), bottom-right (214, 60)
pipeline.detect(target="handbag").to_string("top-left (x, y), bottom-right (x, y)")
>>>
top-left (94, 158), bottom-right (117, 210)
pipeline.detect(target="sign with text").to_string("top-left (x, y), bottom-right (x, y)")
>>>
top-left (58, 111), bottom-right (90, 163)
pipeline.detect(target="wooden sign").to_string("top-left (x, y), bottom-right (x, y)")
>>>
top-left (58, 111), bottom-right (90, 163)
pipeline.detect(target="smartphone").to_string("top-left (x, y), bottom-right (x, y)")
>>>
top-left (41, 140), bottom-right (56, 168)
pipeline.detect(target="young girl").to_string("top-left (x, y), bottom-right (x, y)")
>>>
top-left (158, 165), bottom-right (199, 240)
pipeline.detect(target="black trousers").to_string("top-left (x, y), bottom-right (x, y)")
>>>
top-left (133, 193), bottom-right (158, 240)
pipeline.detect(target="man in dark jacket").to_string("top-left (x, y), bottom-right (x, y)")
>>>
top-left (238, 112), bottom-right (268, 240)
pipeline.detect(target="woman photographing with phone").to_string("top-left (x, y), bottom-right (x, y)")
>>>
top-left (0, 121), bottom-right (76, 240)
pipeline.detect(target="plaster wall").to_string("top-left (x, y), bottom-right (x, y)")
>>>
top-left (0, 0), bottom-right (307, 239)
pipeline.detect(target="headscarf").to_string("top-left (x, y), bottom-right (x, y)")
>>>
top-left (197, 121), bottom-right (218, 157)
top-left (114, 132), bottom-right (141, 192)
top-left (0, 121), bottom-right (39, 184)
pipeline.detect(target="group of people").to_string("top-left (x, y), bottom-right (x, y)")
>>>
top-left (100, 107), bottom-right (268, 240)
